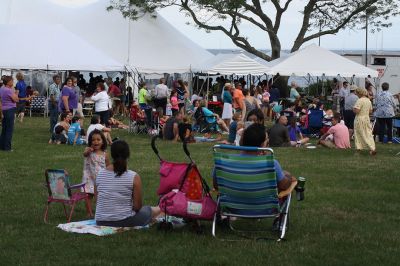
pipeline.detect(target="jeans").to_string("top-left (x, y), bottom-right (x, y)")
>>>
top-left (0, 108), bottom-right (16, 151)
top-left (96, 110), bottom-right (110, 126)
top-left (377, 117), bottom-right (393, 142)
top-left (49, 101), bottom-right (59, 133)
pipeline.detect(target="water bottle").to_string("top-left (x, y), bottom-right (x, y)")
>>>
top-left (295, 176), bottom-right (306, 201)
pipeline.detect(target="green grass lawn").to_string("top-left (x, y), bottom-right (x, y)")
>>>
top-left (1, 117), bottom-right (399, 265)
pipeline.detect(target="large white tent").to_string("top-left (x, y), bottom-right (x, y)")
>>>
top-left (0, 24), bottom-right (124, 71)
top-left (270, 44), bottom-right (379, 78)
top-left (194, 53), bottom-right (272, 75)
top-left (0, 0), bottom-right (214, 73)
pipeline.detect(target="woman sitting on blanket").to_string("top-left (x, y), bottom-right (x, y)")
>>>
top-left (95, 140), bottom-right (161, 227)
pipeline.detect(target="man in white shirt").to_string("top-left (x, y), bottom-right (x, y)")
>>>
top-left (87, 114), bottom-right (113, 144)
top-left (153, 78), bottom-right (169, 116)
top-left (338, 81), bottom-right (350, 115)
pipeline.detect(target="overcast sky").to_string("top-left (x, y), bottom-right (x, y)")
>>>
top-left (158, 4), bottom-right (400, 51)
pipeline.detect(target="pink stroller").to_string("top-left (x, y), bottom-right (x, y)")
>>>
top-left (151, 136), bottom-right (216, 232)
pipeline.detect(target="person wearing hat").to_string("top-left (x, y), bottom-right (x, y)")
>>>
top-left (353, 87), bottom-right (376, 155)
top-left (344, 85), bottom-right (359, 137)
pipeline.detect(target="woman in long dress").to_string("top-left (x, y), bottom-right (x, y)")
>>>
top-left (353, 87), bottom-right (376, 155)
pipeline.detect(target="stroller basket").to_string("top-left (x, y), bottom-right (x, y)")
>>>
top-left (151, 136), bottom-right (216, 222)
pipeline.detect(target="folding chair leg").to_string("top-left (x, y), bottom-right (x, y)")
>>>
top-left (212, 211), bottom-right (218, 238)
top-left (63, 203), bottom-right (68, 219)
top-left (44, 202), bottom-right (50, 223)
top-left (278, 193), bottom-right (292, 241)
top-left (67, 203), bottom-right (76, 223)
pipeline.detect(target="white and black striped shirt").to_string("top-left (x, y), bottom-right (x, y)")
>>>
top-left (95, 169), bottom-right (136, 221)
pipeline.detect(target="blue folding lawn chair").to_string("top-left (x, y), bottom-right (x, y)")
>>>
top-left (212, 145), bottom-right (297, 241)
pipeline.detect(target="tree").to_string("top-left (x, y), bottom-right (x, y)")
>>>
top-left (108, 0), bottom-right (399, 61)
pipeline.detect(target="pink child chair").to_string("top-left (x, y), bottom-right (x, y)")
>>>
top-left (44, 169), bottom-right (93, 223)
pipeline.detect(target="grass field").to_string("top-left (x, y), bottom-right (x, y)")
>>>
top-left (1, 117), bottom-right (399, 265)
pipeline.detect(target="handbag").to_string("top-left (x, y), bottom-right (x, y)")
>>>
top-left (159, 164), bottom-right (217, 220)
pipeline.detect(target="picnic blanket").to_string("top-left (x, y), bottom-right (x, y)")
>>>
top-left (57, 219), bottom-right (148, 236)
top-left (194, 136), bottom-right (217, 143)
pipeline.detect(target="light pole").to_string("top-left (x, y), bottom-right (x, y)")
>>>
top-left (318, 19), bottom-right (324, 46)
top-left (365, 6), bottom-right (377, 66)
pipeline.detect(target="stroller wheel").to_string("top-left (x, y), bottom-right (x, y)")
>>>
top-left (158, 221), bottom-right (173, 231)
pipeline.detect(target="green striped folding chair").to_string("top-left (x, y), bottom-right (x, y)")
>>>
top-left (212, 144), bottom-right (296, 241)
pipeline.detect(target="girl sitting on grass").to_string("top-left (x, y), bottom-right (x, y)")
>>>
top-left (82, 130), bottom-right (110, 195)
top-left (95, 140), bottom-right (161, 227)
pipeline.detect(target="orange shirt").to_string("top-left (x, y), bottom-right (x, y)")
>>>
top-left (233, 89), bottom-right (244, 110)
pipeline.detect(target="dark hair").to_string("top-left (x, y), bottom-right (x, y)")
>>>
top-left (63, 77), bottom-right (73, 87)
top-left (88, 129), bottom-right (107, 151)
top-left (60, 113), bottom-right (68, 121)
top-left (97, 82), bottom-right (105, 91)
top-left (90, 114), bottom-right (100, 125)
top-left (2, 75), bottom-right (12, 86)
top-left (382, 82), bottom-right (389, 91)
top-left (288, 117), bottom-right (296, 128)
top-left (333, 112), bottom-right (341, 122)
top-left (246, 108), bottom-right (264, 124)
top-left (343, 81), bottom-right (349, 86)
top-left (53, 74), bottom-right (60, 81)
top-left (71, 116), bottom-right (80, 123)
top-left (242, 88), bottom-right (249, 96)
top-left (55, 125), bottom-right (64, 134)
top-left (111, 140), bottom-right (130, 176)
top-left (242, 124), bottom-right (266, 147)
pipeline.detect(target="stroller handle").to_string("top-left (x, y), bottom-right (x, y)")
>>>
top-left (151, 136), bottom-right (162, 160)
top-left (182, 140), bottom-right (193, 163)
top-left (151, 136), bottom-right (193, 163)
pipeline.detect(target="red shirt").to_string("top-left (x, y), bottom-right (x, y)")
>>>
top-left (108, 84), bottom-right (121, 97)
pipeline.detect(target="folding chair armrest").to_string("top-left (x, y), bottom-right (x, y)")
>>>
top-left (69, 182), bottom-right (86, 190)
top-left (278, 180), bottom-right (297, 199)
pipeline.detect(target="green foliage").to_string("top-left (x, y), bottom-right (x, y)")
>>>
top-left (1, 118), bottom-right (400, 265)
top-left (108, 0), bottom-right (400, 60)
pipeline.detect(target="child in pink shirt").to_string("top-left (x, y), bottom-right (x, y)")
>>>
top-left (170, 90), bottom-right (179, 116)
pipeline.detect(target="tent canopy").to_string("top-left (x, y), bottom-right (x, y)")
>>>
top-left (0, 0), bottom-right (214, 74)
top-left (0, 24), bottom-right (124, 71)
top-left (195, 53), bottom-right (272, 75)
top-left (270, 44), bottom-right (379, 78)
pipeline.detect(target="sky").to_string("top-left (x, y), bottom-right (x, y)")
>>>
top-left (5, 0), bottom-right (400, 52)
top-left (158, 2), bottom-right (400, 51)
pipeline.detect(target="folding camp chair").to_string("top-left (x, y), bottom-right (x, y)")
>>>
top-left (129, 105), bottom-right (148, 134)
top-left (29, 96), bottom-right (47, 117)
top-left (44, 169), bottom-right (93, 223)
top-left (212, 145), bottom-right (297, 241)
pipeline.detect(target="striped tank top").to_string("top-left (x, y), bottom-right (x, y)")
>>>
top-left (95, 169), bottom-right (136, 221)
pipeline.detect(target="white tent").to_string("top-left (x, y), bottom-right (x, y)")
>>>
top-left (0, 0), bottom-right (214, 73)
top-left (270, 44), bottom-right (379, 78)
top-left (195, 53), bottom-right (272, 75)
top-left (0, 24), bottom-right (124, 71)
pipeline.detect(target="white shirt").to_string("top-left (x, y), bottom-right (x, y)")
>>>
top-left (154, 84), bottom-right (169, 99)
top-left (87, 124), bottom-right (105, 142)
top-left (91, 91), bottom-right (110, 112)
top-left (339, 87), bottom-right (350, 98)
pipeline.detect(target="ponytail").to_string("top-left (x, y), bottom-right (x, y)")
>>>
top-left (110, 140), bottom-right (130, 177)
top-left (113, 157), bottom-right (127, 177)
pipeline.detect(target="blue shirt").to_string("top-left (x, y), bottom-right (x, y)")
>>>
top-left (375, 91), bottom-right (397, 118)
top-left (202, 107), bottom-right (216, 124)
top-left (16, 80), bottom-right (27, 102)
top-left (269, 87), bottom-right (280, 102)
top-left (67, 122), bottom-right (82, 145)
top-left (223, 90), bottom-right (232, 104)
top-left (228, 121), bottom-right (237, 143)
top-left (287, 125), bottom-right (301, 142)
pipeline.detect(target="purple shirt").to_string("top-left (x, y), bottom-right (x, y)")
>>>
top-left (60, 86), bottom-right (78, 110)
top-left (0, 86), bottom-right (17, 110)
top-left (288, 125), bottom-right (301, 142)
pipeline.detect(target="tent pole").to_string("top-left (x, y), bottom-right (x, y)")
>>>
top-left (206, 73), bottom-right (209, 107)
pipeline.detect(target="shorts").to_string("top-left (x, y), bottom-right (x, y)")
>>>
top-left (16, 102), bottom-right (26, 113)
top-left (96, 206), bottom-right (152, 227)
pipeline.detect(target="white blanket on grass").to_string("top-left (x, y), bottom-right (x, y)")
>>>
top-left (57, 219), bottom-right (148, 236)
